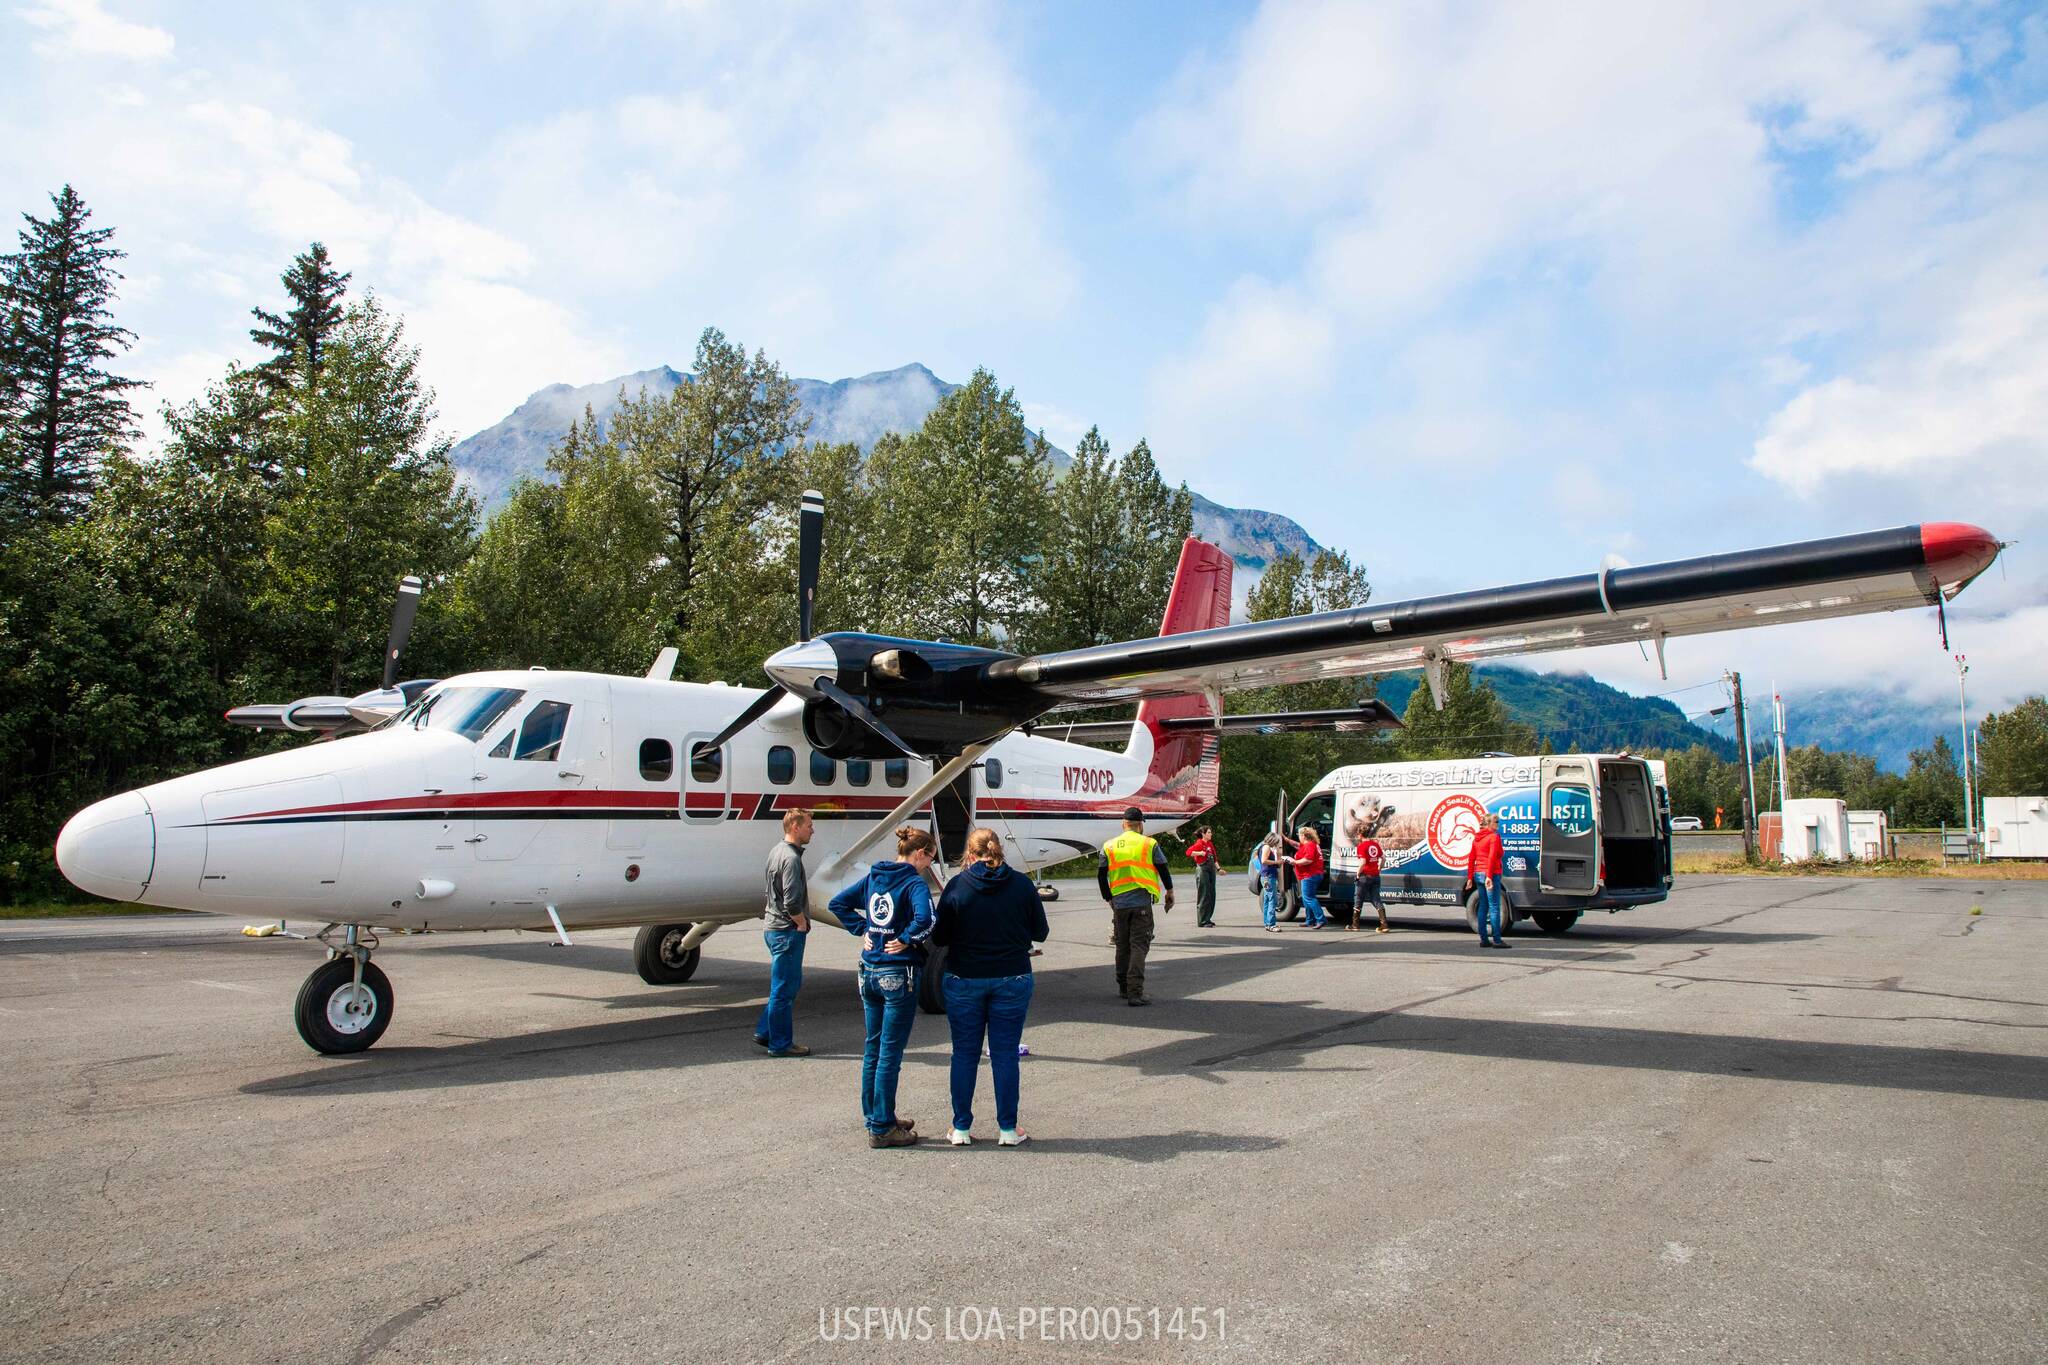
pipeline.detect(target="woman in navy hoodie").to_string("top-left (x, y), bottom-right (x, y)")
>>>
top-left (933, 828), bottom-right (1049, 1147)
top-left (829, 826), bottom-right (938, 1148)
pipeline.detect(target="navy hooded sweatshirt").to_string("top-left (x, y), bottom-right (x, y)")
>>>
top-left (934, 862), bottom-right (1050, 978)
top-left (828, 860), bottom-right (935, 966)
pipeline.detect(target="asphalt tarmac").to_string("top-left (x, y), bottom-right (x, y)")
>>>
top-left (2, 875), bottom-right (2043, 1364)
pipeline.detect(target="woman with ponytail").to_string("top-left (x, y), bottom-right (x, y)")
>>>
top-left (933, 828), bottom-right (1049, 1147)
top-left (828, 825), bottom-right (938, 1149)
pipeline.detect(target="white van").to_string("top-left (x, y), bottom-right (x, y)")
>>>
top-left (1268, 753), bottom-right (1673, 935)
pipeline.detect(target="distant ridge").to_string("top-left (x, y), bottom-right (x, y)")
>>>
top-left (1375, 666), bottom-right (1741, 759)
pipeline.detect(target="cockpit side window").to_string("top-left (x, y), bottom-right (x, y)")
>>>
top-left (408, 686), bottom-right (527, 741)
top-left (512, 701), bottom-right (572, 762)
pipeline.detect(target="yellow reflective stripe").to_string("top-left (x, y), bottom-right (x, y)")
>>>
top-left (1104, 833), bottom-right (1162, 897)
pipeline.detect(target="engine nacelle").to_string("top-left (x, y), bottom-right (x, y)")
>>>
top-left (775, 633), bottom-right (1048, 759)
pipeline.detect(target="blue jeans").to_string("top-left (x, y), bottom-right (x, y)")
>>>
top-left (1474, 875), bottom-right (1502, 944)
top-left (757, 927), bottom-right (806, 1050)
top-left (1299, 873), bottom-right (1326, 926)
top-left (858, 963), bottom-right (919, 1135)
top-left (943, 973), bottom-right (1033, 1132)
top-left (1262, 874), bottom-right (1281, 926)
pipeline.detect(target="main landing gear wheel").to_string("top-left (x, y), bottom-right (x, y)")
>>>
top-left (919, 945), bottom-right (948, 1015)
top-left (294, 956), bottom-right (393, 1054)
top-left (1533, 910), bottom-right (1582, 935)
top-left (634, 923), bottom-right (702, 985)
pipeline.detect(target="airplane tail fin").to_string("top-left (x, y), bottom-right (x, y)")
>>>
top-left (1126, 538), bottom-right (1233, 819)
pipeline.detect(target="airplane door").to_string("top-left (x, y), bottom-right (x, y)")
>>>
top-left (473, 693), bottom-right (586, 860)
top-left (682, 732), bottom-right (730, 823)
top-left (1538, 756), bottom-right (1598, 894)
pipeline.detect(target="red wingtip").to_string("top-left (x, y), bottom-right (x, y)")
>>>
top-left (1919, 522), bottom-right (2000, 590)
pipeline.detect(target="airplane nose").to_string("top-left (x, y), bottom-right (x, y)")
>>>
top-left (55, 791), bottom-right (155, 902)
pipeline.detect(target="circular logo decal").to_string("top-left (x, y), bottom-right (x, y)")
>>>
top-left (866, 891), bottom-right (895, 926)
top-left (1428, 794), bottom-right (1487, 867)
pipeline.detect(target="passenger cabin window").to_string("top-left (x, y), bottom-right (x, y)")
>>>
top-left (846, 759), bottom-right (872, 787)
top-left (690, 741), bottom-right (724, 782)
top-left (884, 759), bottom-right (909, 788)
top-left (811, 751), bottom-right (836, 785)
top-left (984, 758), bottom-right (1004, 790)
top-left (639, 738), bottom-right (673, 782)
top-left (767, 746), bottom-right (796, 785)
top-left (512, 701), bottom-right (572, 762)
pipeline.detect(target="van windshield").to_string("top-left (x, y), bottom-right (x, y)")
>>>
top-left (400, 686), bottom-right (527, 742)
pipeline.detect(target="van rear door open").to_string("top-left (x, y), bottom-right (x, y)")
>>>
top-left (1539, 756), bottom-right (1598, 894)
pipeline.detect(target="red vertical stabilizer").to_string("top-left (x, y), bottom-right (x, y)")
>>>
top-left (1129, 538), bottom-right (1233, 818)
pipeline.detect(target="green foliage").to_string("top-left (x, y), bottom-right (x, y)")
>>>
top-left (1203, 547), bottom-right (1382, 859)
top-left (1022, 428), bottom-right (1194, 653)
top-left (864, 369), bottom-right (1052, 645)
top-left (450, 406), bottom-right (665, 674)
top-left (1977, 696), bottom-right (2048, 798)
top-left (1896, 735), bottom-right (1965, 828)
top-left (1393, 660), bottom-right (1538, 761)
top-left (0, 185), bottom-right (139, 522)
top-left (249, 242), bottom-right (350, 392)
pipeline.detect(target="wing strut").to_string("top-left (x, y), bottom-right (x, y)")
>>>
top-left (805, 743), bottom-right (995, 915)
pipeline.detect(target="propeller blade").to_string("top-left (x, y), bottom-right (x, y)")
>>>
top-left (813, 677), bottom-right (923, 760)
top-left (383, 576), bottom-right (424, 689)
top-left (797, 489), bottom-right (823, 642)
top-left (701, 684), bottom-right (789, 753)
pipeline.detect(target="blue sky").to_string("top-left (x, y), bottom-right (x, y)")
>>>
top-left (3, 0), bottom-right (2043, 717)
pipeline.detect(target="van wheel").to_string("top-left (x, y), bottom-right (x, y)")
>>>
top-left (1533, 911), bottom-right (1581, 935)
top-left (633, 923), bottom-right (700, 985)
top-left (1282, 886), bottom-right (1302, 922)
top-left (1464, 891), bottom-right (1484, 937)
top-left (918, 946), bottom-right (948, 1015)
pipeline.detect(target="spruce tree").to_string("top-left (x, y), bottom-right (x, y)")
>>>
top-left (0, 185), bottom-right (140, 522)
top-left (249, 242), bottom-right (351, 391)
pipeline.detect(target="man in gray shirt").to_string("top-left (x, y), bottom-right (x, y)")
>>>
top-left (755, 809), bottom-right (814, 1056)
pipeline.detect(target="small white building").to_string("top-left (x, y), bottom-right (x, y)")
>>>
top-left (1781, 798), bottom-right (1851, 862)
top-left (1982, 796), bottom-right (2048, 859)
top-left (1846, 809), bottom-right (1890, 861)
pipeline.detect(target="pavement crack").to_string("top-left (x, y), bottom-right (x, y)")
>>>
top-left (1805, 1012), bottom-right (2048, 1030)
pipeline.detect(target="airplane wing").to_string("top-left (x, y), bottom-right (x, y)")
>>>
top-left (1028, 702), bottom-right (1403, 746)
top-left (985, 523), bottom-right (2001, 705)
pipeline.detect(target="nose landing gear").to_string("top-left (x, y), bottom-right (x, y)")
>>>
top-left (294, 924), bottom-right (394, 1054)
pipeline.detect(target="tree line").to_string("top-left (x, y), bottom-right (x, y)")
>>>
top-left (4, 186), bottom-right (2042, 899)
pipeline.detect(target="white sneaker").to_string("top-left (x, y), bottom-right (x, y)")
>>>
top-left (948, 1128), bottom-right (973, 1146)
top-left (998, 1129), bottom-right (1028, 1147)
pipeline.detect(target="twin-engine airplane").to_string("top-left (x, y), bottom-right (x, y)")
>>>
top-left (54, 495), bottom-right (2001, 1055)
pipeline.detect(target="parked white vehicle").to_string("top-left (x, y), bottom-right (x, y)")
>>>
top-left (1266, 753), bottom-right (1673, 935)
top-left (1671, 816), bottom-right (1704, 832)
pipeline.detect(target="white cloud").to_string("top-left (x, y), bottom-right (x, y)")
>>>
top-left (1751, 263), bottom-right (2048, 501)
top-left (1144, 277), bottom-right (1334, 475)
top-left (18, 0), bottom-right (172, 63)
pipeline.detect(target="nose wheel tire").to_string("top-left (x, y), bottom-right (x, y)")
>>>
top-left (633, 923), bottom-right (702, 985)
top-left (294, 957), bottom-right (393, 1054)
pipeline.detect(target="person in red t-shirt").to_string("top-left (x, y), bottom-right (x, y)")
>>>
top-left (1352, 833), bottom-right (1388, 933)
top-left (1186, 826), bottom-right (1217, 928)
top-left (1293, 826), bottom-right (1328, 928)
top-left (1467, 813), bottom-right (1508, 948)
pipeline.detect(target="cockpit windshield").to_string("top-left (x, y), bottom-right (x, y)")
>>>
top-left (393, 686), bottom-right (527, 741)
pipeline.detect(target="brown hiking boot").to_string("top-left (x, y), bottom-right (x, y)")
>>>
top-left (766, 1043), bottom-right (812, 1057)
top-left (868, 1126), bottom-right (919, 1148)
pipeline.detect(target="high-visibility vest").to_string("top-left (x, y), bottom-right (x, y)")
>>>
top-left (1104, 831), bottom-right (1162, 899)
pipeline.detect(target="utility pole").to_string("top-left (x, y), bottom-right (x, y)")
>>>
top-left (1772, 686), bottom-right (1790, 814)
top-left (1726, 671), bottom-right (1758, 862)
top-left (1955, 654), bottom-right (1975, 853)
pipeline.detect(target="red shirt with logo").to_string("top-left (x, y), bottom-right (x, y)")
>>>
top-left (1355, 838), bottom-right (1384, 877)
top-left (1188, 836), bottom-right (1215, 865)
top-left (1293, 838), bottom-right (1325, 878)
top-left (1468, 828), bottom-right (1503, 878)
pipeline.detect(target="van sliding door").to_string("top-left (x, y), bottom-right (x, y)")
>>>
top-left (1539, 756), bottom-right (1598, 894)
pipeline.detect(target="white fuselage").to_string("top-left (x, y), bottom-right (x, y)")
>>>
top-left (56, 669), bottom-right (1190, 934)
